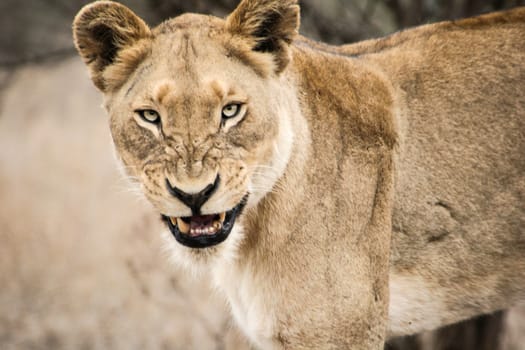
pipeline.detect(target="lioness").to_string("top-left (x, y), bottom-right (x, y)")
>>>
top-left (73, 1), bottom-right (525, 348)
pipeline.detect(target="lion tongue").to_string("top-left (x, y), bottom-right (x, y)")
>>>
top-left (173, 214), bottom-right (224, 237)
top-left (190, 214), bottom-right (216, 230)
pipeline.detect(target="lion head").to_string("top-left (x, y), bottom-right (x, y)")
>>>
top-left (73, 0), bottom-right (301, 258)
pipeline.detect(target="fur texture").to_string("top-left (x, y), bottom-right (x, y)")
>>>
top-left (73, 1), bottom-right (525, 348)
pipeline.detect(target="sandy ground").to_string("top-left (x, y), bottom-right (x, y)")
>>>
top-left (1, 57), bottom-right (523, 350)
top-left (0, 58), bottom-right (249, 350)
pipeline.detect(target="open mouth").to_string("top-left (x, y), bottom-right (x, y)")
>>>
top-left (161, 195), bottom-right (248, 249)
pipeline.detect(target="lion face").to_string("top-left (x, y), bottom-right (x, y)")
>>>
top-left (73, 2), bottom-right (299, 253)
top-left (109, 28), bottom-right (284, 249)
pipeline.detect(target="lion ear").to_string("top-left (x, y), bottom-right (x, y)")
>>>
top-left (73, 1), bottom-right (151, 91)
top-left (226, 0), bottom-right (300, 74)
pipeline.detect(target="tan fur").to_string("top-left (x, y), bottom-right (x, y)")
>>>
top-left (73, 1), bottom-right (525, 348)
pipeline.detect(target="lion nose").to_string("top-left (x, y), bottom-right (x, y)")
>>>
top-left (166, 175), bottom-right (220, 215)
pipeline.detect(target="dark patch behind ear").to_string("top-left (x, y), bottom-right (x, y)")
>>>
top-left (226, 0), bottom-right (300, 73)
top-left (73, 1), bottom-right (151, 91)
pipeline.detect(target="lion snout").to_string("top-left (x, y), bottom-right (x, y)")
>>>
top-left (165, 174), bottom-right (220, 215)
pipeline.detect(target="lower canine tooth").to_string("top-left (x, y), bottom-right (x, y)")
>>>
top-left (176, 218), bottom-right (190, 234)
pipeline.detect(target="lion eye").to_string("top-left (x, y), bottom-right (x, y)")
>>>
top-left (222, 104), bottom-right (241, 119)
top-left (137, 109), bottom-right (161, 124)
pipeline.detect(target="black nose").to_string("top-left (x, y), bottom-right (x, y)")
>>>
top-left (166, 175), bottom-right (220, 215)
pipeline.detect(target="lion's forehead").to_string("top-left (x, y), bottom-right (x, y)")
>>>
top-left (127, 42), bottom-right (251, 107)
top-left (153, 13), bottom-right (226, 37)
top-left (141, 17), bottom-right (273, 86)
top-left (150, 15), bottom-right (229, 70)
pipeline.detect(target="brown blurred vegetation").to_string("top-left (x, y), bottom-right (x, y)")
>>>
top-left (1, 0), bottom-right (524, 66)
top-left (0, 1), bottom-right (523, 349)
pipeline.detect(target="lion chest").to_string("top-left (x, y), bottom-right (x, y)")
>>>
top-left (212, 261), bottom-right (282, 349)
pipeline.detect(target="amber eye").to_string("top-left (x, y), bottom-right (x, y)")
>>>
top-left (221, 104), bottom-right (241, 119)
top-left (136, 109), bottom-right (161, 124)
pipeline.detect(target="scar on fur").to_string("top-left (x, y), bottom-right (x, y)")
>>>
top-left (125, 63), bottom-right (152, 97)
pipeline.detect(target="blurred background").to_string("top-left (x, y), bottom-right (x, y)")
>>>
top-left (0, 0), bottom-right (524, 349)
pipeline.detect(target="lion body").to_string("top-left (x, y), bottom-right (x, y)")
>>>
top-left (336, 10), bottom-right (525, 336)
top-left (73, 2), bottom-right (525, 349)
